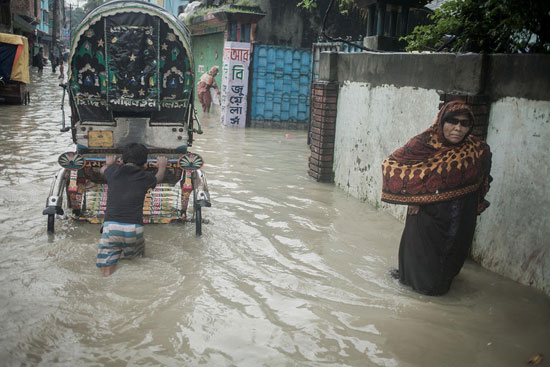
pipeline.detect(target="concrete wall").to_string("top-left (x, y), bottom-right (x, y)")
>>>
top-left (255, 0), bottom-right (365, 48)
top-left (333, 83), bottom-right (440, 220)
top-left (255, 0), bottom-right (306, 47)
top-left (473, 98), bottom-right (550, 293)
top-left (323, 52), bottom-right (550, 296)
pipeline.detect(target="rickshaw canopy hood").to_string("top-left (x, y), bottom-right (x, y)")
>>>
top-left (0, 33), bottom-right (30, 84)
top-left (68, 0), bottom-right (194, 123)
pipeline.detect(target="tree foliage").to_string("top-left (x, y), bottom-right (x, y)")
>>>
top-left (403, 0), bottom-right (550, 54)
top-left (68, 7), bottom-right (86, 36)
top-left (83, 0), bottom-right (106, 15)
top-left (298, 0), bottom-right (362, 16)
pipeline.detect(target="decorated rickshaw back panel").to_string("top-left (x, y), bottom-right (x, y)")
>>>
top-left (70, 11), bottom-right (193, 123)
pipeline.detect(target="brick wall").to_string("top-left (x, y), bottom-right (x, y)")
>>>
top-left (308, 81), bottom-right (338, 182)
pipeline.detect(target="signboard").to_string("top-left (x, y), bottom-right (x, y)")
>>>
top-left (221, 41), bottom-right (251, 128)
top-left (88, 131), bottom-right (114, 147)
top-left (62, 29), bottom-right (70, 43)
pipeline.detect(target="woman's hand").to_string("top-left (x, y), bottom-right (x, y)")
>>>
top-left (407, 205), bottom-right (420, 215)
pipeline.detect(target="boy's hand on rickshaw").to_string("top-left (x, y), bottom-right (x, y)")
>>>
top-left (101, 154), bottom-right (118, 175)
top-left (155, 156), bottom-right (168, 169)
top-left (105, 154), bottom-right (118, 166)
top-left (154, 156), bottom-right (168, 183)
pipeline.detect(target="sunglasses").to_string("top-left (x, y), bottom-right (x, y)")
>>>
top-left (445, 117), bottom-right (473, 128)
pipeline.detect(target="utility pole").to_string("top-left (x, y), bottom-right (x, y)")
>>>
top-left (51, 0), bottom-right (59, 64)
top-left (69, 4), bottom-right (72, 42)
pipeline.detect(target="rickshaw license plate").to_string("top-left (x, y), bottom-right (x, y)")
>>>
top-left (88, 131), bottom-right (114, 148)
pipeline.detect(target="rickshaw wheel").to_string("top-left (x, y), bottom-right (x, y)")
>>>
top-left (47, 214), bottom-right (55, 234)
top-left (195, 205), bottom-right (202, 236)
top-left (192, 175), bottom-right (202, 236)
top-left (193, 188), bottom-right (202, 236)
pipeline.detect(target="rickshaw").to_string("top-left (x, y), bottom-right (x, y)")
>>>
top-left (0, 33), bottom-right (30, 104)
top-left (43, 0), bottom-right (210, 235)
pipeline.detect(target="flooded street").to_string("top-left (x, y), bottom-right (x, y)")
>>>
top-left (0, 69), bottom-right (549, 367)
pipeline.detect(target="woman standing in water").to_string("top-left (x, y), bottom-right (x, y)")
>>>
top-left (197, 66), bottom-right (220, 113)
top-left (381, 101), bottom-right (492, 295)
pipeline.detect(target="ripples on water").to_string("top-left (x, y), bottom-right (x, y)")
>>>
top-left (0, 70), bottom-right (549, 367)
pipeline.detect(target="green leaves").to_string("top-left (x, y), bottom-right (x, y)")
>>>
top-left (403, 0), bottom-right (550, 54)
top-left (297, 0), bottom-right (319, 10)
top-left (297, 0), bottom-right (364, 13)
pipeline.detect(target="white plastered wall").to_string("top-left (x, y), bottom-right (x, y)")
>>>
top-left (473, 98), bottom-right (550, 295)
top-left (333, 82), bottom-right (440, 220)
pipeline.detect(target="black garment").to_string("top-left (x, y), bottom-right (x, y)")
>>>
top-left (398, 192), bottom-right (478, 296)
top-left (51, 56), bottom-right (57, 72)
top-left (37, 52), bottom-right (44, 70)
top-left (103, 164), bottom-right (156, 225)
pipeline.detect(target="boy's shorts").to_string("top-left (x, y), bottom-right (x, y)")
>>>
top-left (96, 221), bottom-right (145, 268)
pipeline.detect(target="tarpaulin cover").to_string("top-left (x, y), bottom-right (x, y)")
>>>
top-left (0, 33), bottom-right (30, 84)
top-left (70, 9), bottom-right (193, 122)
top-left (0, 44), bottom-right (17, 81)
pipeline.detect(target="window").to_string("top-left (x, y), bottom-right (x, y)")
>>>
top-left (228, 23), bottom-right (251, 42)
top-left (228, 23), bottom-right (238, 41)
top-left (241, 23), bottom-right (251, 42)
top-left (0, 4), bottom-right (10, 27)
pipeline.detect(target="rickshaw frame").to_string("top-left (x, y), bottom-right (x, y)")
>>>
top-left (43, 0), bottom-right (211, 236)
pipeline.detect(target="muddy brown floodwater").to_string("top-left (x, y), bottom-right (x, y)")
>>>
top-left (0, 69), bottom-right (549, 367)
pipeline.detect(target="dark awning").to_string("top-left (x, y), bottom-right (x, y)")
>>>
top-left (37, 32), bottom-right (52, 42)
top-left (13, 14), bottom-right (36, 33)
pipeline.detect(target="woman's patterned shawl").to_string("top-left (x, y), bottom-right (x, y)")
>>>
top-left (381, 101), bottom-right (492, 213)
